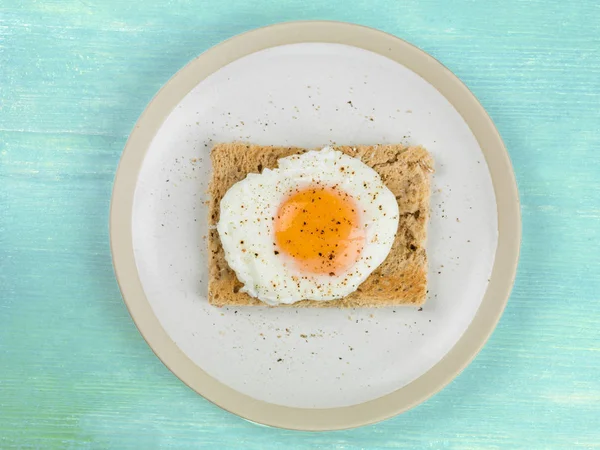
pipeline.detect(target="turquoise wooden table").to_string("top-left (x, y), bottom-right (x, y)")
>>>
top-left (1, 1), bottom-right (599, 448)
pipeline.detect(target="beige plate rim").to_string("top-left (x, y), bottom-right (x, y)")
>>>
top-left (110, 20), bottom-right (521, 431)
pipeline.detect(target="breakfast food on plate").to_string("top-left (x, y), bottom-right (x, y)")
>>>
top-left (208, 143), bottom-right (433, 307)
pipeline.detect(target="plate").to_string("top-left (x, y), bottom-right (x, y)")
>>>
top-left (110, 21), bottom-right (520, 430)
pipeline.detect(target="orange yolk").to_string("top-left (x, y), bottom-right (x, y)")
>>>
top-left (274, 187), bottom-right (365, 275)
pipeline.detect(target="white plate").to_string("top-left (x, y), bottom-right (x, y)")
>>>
top-left (111, 21), bottom-right (520, 430)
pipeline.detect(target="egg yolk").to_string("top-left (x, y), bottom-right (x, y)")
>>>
top-left (274, 187), bottom-right (365, 275)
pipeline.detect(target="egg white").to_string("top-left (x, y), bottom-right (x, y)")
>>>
top-left (216, 147), bottom-right (399, 305)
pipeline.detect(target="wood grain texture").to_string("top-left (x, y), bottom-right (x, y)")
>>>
top-left (1, 0), bottom-right (599, 448)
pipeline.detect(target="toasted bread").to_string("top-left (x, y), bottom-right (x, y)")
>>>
top-left (208, 143), bottom-right (433, 307)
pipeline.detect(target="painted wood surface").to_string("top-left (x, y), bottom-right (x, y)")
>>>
top-left (1, 0), bottom-right (599, 448)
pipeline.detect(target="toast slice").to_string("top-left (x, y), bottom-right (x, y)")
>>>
top-left (208, 143), bottom-right (433, 307)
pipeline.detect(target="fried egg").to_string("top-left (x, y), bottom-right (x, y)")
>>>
top-left (217, 147), bottom-right (399, 305)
